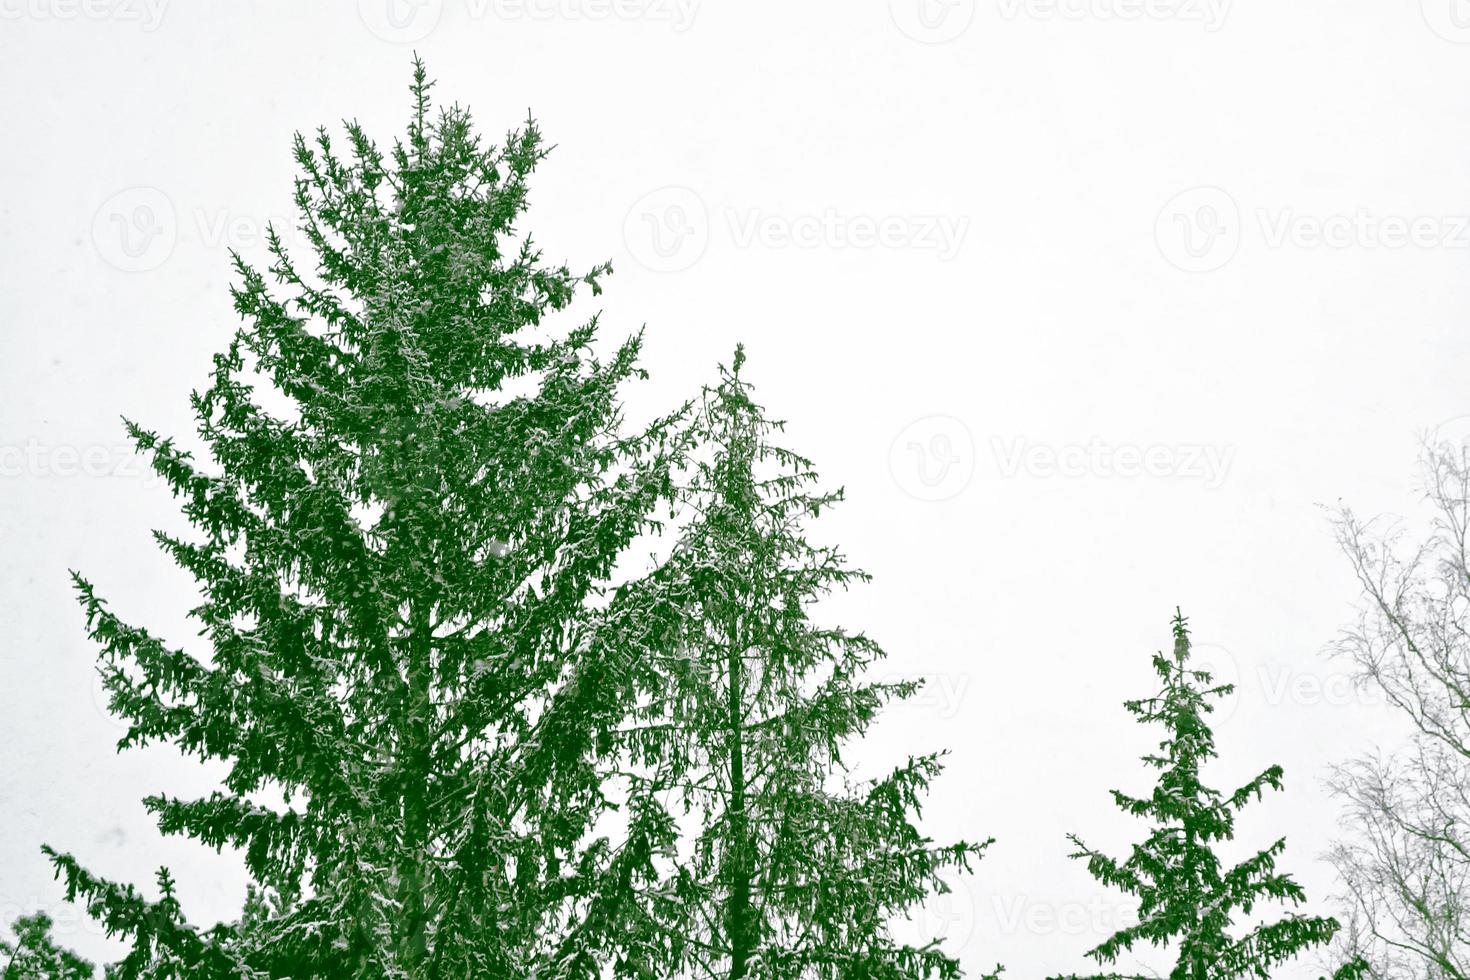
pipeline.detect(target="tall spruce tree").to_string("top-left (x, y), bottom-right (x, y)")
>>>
top-left (45, 61), bottom-right (681, 978)
top-left (1055, 611), bottom-right (1340, 980)
top-left (604, 350), bottom-right (995, 979)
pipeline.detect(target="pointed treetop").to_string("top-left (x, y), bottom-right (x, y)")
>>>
top-left (409, 53), bottom-right (433, 132)
top-left (1171, 605), bottom-right (1190, 662)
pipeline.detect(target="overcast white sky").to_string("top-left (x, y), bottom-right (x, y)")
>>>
top-left (4, 2), bottom-right (1470, 976)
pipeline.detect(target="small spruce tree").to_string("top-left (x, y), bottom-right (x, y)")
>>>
top-left (607, 349), bottom-right (996, 979)
top-left (1056, 611), bottom-right (1340, 980)
top-left (46, 61), bottom-right (681, 978)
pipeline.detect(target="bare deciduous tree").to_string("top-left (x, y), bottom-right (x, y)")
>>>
top-left (1326, 439), bottom-right (1470, 979)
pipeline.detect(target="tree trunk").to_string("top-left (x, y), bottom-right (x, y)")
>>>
top-left (725, 630), bottom-right (753, 979)
top-left (401, 597), bottom-right (434, 972)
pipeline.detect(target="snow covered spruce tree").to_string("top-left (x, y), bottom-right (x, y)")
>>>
top-left (45, 61), bottom-right (683, 978)
top-left (0, 912), bottom-right (93, 979)
top-left (603, 349), bottom-right (996, 979)
top-left (1055, 611), bottom-right (1341, 980)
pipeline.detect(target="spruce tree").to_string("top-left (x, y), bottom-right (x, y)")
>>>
top-left (46, 61), bottom-right (681, 978)
top-left (1, 913), bottom-right (93, 979)
top-left (1055, 611), bottom-right (1340, 980)
top-left (605, 349), bottom-right (995, 979)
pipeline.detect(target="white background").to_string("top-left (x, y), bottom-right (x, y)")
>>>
top-left (3, 1), bottom-right (1469, 975)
